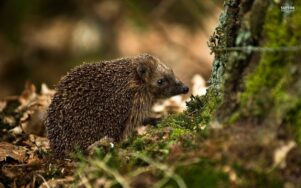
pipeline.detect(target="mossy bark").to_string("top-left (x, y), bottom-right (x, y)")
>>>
top-left (188, 0), bottom-right (301, 143)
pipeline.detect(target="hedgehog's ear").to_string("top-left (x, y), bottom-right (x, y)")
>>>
top-left (137, 63), bottom-right (150, 82)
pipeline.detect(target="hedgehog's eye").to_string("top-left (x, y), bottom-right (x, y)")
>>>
top-left (157, 79), bottom-right (165, 86)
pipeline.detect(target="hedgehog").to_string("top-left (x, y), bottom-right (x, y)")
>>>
top-left (45, 53), bottom-right (189, 157)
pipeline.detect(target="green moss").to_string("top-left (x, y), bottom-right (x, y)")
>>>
top-left (74, 109), bottom-right (204, 186)
top-left (186, 88), bottom-right (222, 130)
top-left (239, 2), bottom-right (301, 145)
top-left (159, 112), bottom-right (196, 130)
top-left (165, 159), bottom-right (230, 188)
top-left (227, 111), bottom-right (241, 124)
top-left (240, 3), bottom-right (301, 119)
top-left (132, 137), bottom-right (147, 150)
top-left (121, 123), bottom-right (195, 161)
top-left (170, 127), bottom-right (190, 140)
top-left (285, 101), bottom-right (301, 145)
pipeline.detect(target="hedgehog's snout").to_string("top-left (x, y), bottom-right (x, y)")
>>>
top-left (173, 80), bottom-right (189, 95)
top-left (177, 84), bottom-right (189, 95)
top-left (181, 85), bottom-right (189, 94)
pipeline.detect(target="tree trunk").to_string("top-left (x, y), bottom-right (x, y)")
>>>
top-left (186, 1), bottom-right (301, 184)
top-left (189, 0), bottom-right (301, 142)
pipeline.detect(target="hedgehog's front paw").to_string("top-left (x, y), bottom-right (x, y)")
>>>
top-left (86, 136), bottom-right (114, 156)
top-left (143, 117), bottom-right (162, 126)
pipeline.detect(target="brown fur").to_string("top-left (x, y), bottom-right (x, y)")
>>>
top-left (45, 53), bottom-right (188, 157)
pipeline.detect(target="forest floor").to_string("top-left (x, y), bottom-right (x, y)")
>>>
top-left (1, 82), bottom-right (301, 188)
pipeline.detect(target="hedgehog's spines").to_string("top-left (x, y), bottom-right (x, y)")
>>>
top-left (45, 54), bottom-right (189, 157)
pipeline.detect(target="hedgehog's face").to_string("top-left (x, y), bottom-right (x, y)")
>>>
top-left (148, 65), bottom-right (189, 99)
top-left (136, 54), bottom-right (189, 99)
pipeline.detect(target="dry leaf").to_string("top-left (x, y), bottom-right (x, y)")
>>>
top-left (18, 83), bottom-right (54, 136)
top-left (18, 81), bottom-right (37, 108)
top-left (3, 116), bottom-right (16, 126)
top-left (0, 142), bottom-right (28, 162)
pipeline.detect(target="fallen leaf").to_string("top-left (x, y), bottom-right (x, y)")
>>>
top-left (0, 142), bottom-right (28, 162)
top-left (3, 116), bottom-right (16, 126)
top-left (18, 81), bottom-right (37, 108)
top-left (17, 83), bottom-right (54, 136)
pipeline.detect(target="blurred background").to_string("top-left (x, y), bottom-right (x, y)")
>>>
top-left (0, 0), bottom-right (222, 98)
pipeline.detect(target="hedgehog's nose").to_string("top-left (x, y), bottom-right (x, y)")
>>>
top-left (181, 86), bottom-right (189, 94)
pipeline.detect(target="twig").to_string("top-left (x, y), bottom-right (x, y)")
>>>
top-left (133, 153), bottom-right (187, 188)
top-left (35, 174), bottom-right (50, 188)
top-left (127, 166), bottom-right (153, 177)
top-left (78, 174), bottom-right (93, 188)
top-left (153, 176), bottom-right (170, 188)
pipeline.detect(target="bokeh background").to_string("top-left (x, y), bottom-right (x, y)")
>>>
top-left (0, 0), bottom-right (222, 98)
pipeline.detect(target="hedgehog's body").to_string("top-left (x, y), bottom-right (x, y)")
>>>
top-left (46, 54), bottom-right (188, 157)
